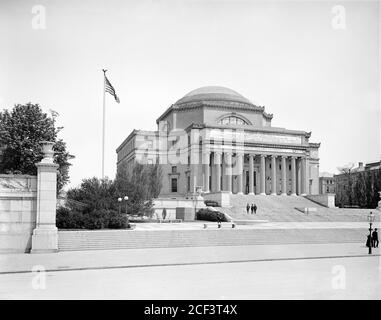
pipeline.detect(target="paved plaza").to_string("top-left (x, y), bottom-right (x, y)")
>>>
top-left (0, 254), bottom-right (379, 299)
top-left (0, 242), bottom-right (380, 299)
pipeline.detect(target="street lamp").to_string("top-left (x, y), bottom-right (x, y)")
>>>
top-left (367, 212), bottom-right (375, 254)
top-left (124, 196), bottom-right (129, 214)
top-left (118, 197), bottom-right (122, 214)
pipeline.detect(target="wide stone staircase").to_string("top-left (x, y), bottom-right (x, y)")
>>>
top-left (58, 227), bottom-right (367, 251)
top-left (222, 194), bottom-right (376, 222)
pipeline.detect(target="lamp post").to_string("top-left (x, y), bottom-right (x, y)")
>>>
top-left (124, 196), bottom-right (129, 214)
top-left (193, 187), bottom-right (202, 220)
top-left (118, 197), bottom-right (122, 214)
top-left (367, 212), bottom-right (375, 254)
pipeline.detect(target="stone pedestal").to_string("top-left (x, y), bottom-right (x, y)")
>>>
top-left (31, 142), bottom-right (59, 253)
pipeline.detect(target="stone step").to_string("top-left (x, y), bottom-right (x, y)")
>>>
top-left (58, 228), bottom-right (367, 251)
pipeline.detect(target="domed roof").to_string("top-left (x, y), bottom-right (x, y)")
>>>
top-left (174, 86), bottom-right (253, 106)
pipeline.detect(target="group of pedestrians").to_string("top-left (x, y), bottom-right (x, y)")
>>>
top-left (366, 228), bottom-right (379, 248)
top-left (246, 203), bottom-right (257, 214)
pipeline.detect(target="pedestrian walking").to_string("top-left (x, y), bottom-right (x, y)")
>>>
top-left (372, 228), bottom-right (379, 248)
top-left (246, 203), bottom-right (250, 214)
top-left (253, 203), bottom-right (257, 214)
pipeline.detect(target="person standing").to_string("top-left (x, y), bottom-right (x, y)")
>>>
top-left (372, 228), bottom-right (379, 248)
top-left (250, 203), bottom-right (254, 214)
top-left (366, 234), bottom-right (371, 248)
top-left (253, 203), bottom-right (257, 214)
top-left (246, 203), bottom-right (250, 214)
top-left (217, 213), bottom-right (222, 228)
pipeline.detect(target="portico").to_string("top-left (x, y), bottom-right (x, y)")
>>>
top-left (201, 151), bottom-right (307, 196)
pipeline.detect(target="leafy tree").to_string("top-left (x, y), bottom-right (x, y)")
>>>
top-left (148, 162), bottom-right (163, 198)
top-left (337, 163), bottom-right (355, 206)
top-left (0, 103), bottom-right (74, 192)
top-left (115, 162), bottom-right (162, 217)
top-left (354, 172), bottom-right (367, 207)
top-left (66, 177), bottom-right (117, 212)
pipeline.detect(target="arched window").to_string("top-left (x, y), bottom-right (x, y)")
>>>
top-left (218, 116), bottom-right (248, 126)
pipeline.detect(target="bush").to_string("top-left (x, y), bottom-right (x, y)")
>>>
top-left (82, 209), bottom-right (106, 230)
top-left (56, 206), bottom-right (84, 229)
top-left (107, 211), bottom-right (130, 229)
top-left (196, 208), bottom-right (228, 222)
top-left (56, 207), bottom-right (130, 229)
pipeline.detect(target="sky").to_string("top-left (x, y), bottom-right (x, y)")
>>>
top-left (0, 0), bottom-right (380, 189)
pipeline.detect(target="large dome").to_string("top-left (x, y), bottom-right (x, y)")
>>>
top-left (174, 86), bottom-right (253, 106)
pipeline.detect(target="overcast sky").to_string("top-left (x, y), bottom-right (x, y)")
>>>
top-left (0, 0), bottom-right (380, 188)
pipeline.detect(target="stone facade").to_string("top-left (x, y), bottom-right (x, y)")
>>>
top-left (334, 161), bottom-right (381, 208)
top-left (116, 86), bottom-right (321, 198)
top-left (319, 173), bottom-right (335, 194)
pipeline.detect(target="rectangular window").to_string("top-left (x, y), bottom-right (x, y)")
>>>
top-left (171, 178), bottom-right (178, 193)
top-left (187, 176), bottom-right (190, 192)
top-left (172, 166), bottom-right (177, 173)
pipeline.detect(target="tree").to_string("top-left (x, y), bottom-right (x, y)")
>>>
top-left (354, 172), bottom-right (367, 207)
top-left (115, 161), bottom-right (162, 217)
top-left (66, 177), bottom-right (117, 212)
top-left (0, 103), bottom-right (74, 193)
top-left (337, 163), bottom-right (355, 206)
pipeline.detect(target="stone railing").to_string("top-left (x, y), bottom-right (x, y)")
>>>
top-left (305, 194), bottom-right (336, 208)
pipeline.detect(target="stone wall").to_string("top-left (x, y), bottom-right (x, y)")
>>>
top-left (305, 194), bottom-right (336, 208)
top-left (153, 197), bottom-right (206, 220)
top-left (0, 174), bottom-right (37, 253)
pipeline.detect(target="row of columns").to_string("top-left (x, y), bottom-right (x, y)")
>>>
top-left (202, 152), bottom-right (308, 196)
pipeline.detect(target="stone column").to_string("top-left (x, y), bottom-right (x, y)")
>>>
top-left (271, 155), bottom-right (277, 195)
top-left (237, 153), bottom-right (244, 195)
top-left (31, 141), bottom-right (59, 253)
top-left (249, 154), bottom-right (255, 195)
top-left (203, 151), bottom-right (210, 193)
top-left (291, 156), bottom-right (297, 196)
top-left (296, 158), bottom-right (301, 195)
top-left (225, 152), bottom-right (232, 193)
top-left (214, 151), bottom-right (222, 192)
top-left (281, 156), bottom-right (287, 196)
top-left (189, 129), bottom-right (200, 193)
top-left (260, 154), bottom-right (266, 195)
top-left (301, 156), bottom-right (307, 196)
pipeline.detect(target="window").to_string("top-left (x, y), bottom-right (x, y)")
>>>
top-left (171, 166), bottom-right (177, 173)
top-left (218, 116), bottom-right (248, 126)
top-left (171, 178), bottom-right (178, 193)
top-left (187, 176), bottom-right (190, 192)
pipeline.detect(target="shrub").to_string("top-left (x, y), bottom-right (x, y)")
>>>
top-left (56, 207), bottom-right (131, 230)
top-left (82, 209), bottom-right (108, 230)
top-left (107, 211), bottom-right (130, 229)
top-left (196, 208), bottom-right (228, 222)
top-left (56, 206), bottom-right (84, 229)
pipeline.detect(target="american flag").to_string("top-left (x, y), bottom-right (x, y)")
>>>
top-left (104, 74), bottom-right (120, 103)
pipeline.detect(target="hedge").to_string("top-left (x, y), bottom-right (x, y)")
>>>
top-left (196, 208), bottom-right (228, 222)
top-left (56, 207), bottom-right (130, 230)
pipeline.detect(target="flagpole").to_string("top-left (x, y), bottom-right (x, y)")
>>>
top-left (102, 69), bottom-right (107, 179)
